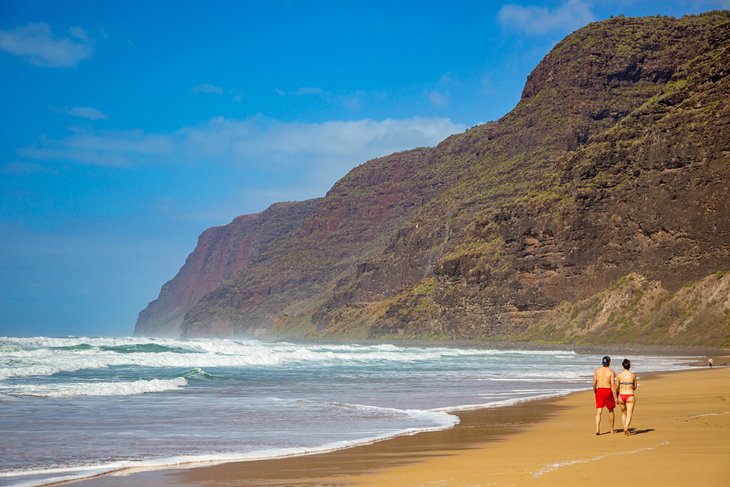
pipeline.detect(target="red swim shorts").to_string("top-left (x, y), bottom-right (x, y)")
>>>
top-left (595, 387), bottom-right (615, 410)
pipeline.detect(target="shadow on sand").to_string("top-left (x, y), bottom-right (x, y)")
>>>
top-left (626, 428), bottom-right (654, 436)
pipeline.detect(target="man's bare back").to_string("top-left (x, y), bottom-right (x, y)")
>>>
top-left (592, 355), bottom-right (616, 435)
top-left (593, 365), bottom-right (615, 391)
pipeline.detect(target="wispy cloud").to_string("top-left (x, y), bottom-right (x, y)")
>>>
top-left (277, 86), bottom-right (325, 97)
top-left (276, 87), bottom-right (385, 111)
top-left (0, 22), bottom-right (94, 67)
top-left (67, 106), bottom-right (109, 120)
top-left (192, 83), bottom-right (224, 95)
top-left (1, 161), bottom-right (56, 175)
top-left (18, 117), bottom-right (466, 185)
top-left (428, 90), bottom-right (450, 107)
top-left (687, 0), bottom-right (730, 9)
top-left (294, 86), bottom-right (324, 96)
top-left (498, 0), bottom-right (595, 36)
top-left (20, 129), bottom-right (176, 167)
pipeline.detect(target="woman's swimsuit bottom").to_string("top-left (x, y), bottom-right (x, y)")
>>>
top-left (620, 393), bottom-right (634, 403)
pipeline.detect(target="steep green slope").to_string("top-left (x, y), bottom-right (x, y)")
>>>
top-left (523, 272), bottom-right (730, 346)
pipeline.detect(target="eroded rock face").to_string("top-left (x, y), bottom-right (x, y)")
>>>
top-left (137, 12), bottom-right (730, 345)
top-left (134, 200), bottom-right (321, 336)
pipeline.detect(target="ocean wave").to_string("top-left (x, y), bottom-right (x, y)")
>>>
top-left (291, 398), bottom-right (460, 428)
top-left (181, 367), bottom-right (219, 380)
top-left (0, 336), bottom-right (576, 361)
top-left (98, 343), bottom-right (194, 354)
top-left (0, 336), bottom-right (692, 382)
top-left (0, 336), bottom-right (200, 354)
top-left (0, 336), bottom-right (537, 380)
top-left (434, 389), bottom-right (585, 413)
top-left (1, 377), bottom-right (187, 398)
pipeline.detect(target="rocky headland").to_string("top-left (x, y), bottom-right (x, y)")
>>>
top-left (136, 12), bottom-right (730, 346)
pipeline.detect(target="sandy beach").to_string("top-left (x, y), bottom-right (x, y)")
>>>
top-left (72, 363), bottom-right (730, 487)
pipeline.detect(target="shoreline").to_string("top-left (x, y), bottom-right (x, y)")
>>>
top-left (65, 368), bottom-right (730, 487)
top-left (273, 335), bottom-right (728, 355)
top-left (350, 365), bottom-right (730, 486)
top-left (5, 339), bottom-right (720, 487)
top-left (69, 366), bottom-right (730, 487)
top-left (68, 394), bottom-right (569, 487)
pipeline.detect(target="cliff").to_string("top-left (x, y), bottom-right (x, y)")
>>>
top-left (136, 12), bottom-right (730, 345)
top-left (135, 200), bottom-right (321, 336)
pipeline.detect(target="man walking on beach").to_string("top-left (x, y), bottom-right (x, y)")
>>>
top-left (593, 355), bottom-right (616, 435)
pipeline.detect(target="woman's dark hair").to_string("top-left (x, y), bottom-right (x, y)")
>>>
top-left (622, 359), bottom-right (631, 370)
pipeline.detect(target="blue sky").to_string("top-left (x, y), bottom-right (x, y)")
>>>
top-left (1, 0), bottom-right (728, 337)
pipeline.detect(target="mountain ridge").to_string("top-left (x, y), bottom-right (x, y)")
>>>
top-left (135, 12), bottom-right (730, 345)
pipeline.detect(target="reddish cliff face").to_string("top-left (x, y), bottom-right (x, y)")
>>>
top-left (137, 12), bottom-right (730, 345)
top-left (179, 148), bottom-right (448, 337)
top-left (134, 200), bottom-right (320, 336)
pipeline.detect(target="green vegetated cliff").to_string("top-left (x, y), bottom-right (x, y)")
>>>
top-left (135, 12), bottom-right (730, 346)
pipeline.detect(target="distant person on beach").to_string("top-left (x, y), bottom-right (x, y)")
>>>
top-left (616, 358), bottom-right (638, 436)
top-left (593, 355), bottom-right (616, 435)
top-left (708, 357), bottom-right (714, 367)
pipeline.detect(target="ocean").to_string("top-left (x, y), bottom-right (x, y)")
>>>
top-left (0, 336), bottom-right (693, 486)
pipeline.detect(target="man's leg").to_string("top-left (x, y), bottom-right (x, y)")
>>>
top-left (609, 409), bottom-right (615, 433)
top-left (595, 407), bottom-right (602, 435)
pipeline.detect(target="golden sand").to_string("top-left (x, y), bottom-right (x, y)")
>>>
top-left (348, 366), bottom-right (730, 486)
top-left (74, 366), bottom-right (729, 486)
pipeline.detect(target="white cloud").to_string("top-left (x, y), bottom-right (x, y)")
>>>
top-left (0, 22), bottom-right (94, 67)
top-left (67, 106), bottom-right (109, 120)
top-left (18, 117), bottom-right (466, 184)
top-left (179, 117), bottom-right (464, 173)
top-left (498, 0), bottom-right (595, 36)
top-left (192, 83), bottom-right (224, 95)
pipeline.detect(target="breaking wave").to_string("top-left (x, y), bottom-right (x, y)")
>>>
top-left (0, 336), bottom-right (581, 380)
top-left (3, 377), bottom-right (188, 398)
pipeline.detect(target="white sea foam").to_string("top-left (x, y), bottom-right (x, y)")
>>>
top-left (292, 399), bottom-right (460, 429)
top-left (2, 377), bottom-right (187, 398)
top-left (435, 389), bottom-right (586, 413)
top-left (0, 336), bottom-right (583, 381)
top-left (531, 441), bottom-right (669, 477)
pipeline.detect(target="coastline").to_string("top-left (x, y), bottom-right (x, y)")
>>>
top-left (69, 364), bottom-right (730, 486)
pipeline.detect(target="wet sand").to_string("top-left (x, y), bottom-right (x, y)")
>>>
top-left (73, 366), bottom-right (729, 486)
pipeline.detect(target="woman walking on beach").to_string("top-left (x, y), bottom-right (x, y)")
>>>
top-left (616, 359), bottom-right (637, 436)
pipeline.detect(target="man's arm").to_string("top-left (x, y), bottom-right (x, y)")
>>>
top-left (592, 370), bottom-right (598, 393)
top-left (610, 370), bottom-right (617, 398)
